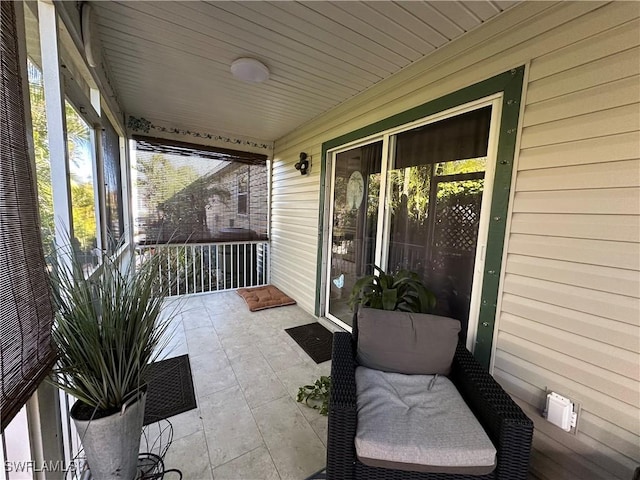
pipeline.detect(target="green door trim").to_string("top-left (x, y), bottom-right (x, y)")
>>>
top-left (316, 67), bottom-right (525, 368)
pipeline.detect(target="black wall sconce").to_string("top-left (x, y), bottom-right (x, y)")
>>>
top-left (295, 152), bottom-right (310, 175)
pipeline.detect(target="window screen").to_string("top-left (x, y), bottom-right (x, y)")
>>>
top-left (134, 137), bottom-right (268, 244)
top-left (102, 117), bottom-right (124, 250)
top-left (0, 0), bottom-right (56, 432)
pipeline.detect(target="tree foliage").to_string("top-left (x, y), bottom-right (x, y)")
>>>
top-left (28, 60), bottom-right (97, 261)
top-left (388, 158), bottom-right (486, 229)
top-left (136, 154), bottom-right (199, 214)
top-left (135, 153), bottom-right (231, 241)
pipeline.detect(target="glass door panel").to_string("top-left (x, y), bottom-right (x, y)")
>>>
top-left (327, 141), bottom-right (382, 326)
top-left (386, 160), bottom-right (486, 336)
top-left (385, 105), bottom-right (492, 337)
top-left (430, 173), bottom-right (485, 325)
top-left (386, 165), bottom-right (432, 280)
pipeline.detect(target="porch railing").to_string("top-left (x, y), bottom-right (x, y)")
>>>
top-left (136, 241), bottom-right (270, 296)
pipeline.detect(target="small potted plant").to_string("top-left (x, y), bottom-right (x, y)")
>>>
top-left (348, 266), bottom-right (436, 314)
top-left (297, 267), bottom-right (435, 415)
top-left (49, 245), bottom-right (177, 479)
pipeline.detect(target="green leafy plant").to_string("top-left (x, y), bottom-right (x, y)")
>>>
top-left (297, 268), bottom-right (434, 416)
top-left (348, 265), bottom-right (436, 313)
top-left (49, 244), bottom-right (178, 411)
top-left (297, 376), bottom-right (331, 416)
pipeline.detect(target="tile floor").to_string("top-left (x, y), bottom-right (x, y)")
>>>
top-left (154, 291), bottom-right (340, 480)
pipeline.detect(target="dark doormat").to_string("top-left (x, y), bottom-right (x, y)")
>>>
top-left (285, 323), bottom-right (333, 364)
top-left (144, 354), bottom-right (197, 425)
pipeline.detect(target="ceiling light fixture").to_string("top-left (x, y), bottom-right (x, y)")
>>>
top-left (230, 58), bottom-right (270, 83)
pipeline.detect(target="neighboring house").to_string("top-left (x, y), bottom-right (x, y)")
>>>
top-left (203, 162), bottom-right (268, 241)
top-left (270, 3), bottom-right (640, 480)
top-left (140, 159), bottom-right (268, 243)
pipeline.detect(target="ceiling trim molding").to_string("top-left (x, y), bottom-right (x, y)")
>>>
top-left (127, 115), bottom-right (274, 155)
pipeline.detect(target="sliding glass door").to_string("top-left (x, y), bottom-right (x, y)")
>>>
top-left (325, 99), bottom-right (500, 338)
top-left (326, 141), bottom-right (382, 325)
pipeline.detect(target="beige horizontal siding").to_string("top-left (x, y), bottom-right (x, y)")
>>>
top-left (271, 2), bottom-right (640, 478)
top-left (505, 254), bottom-right (640, 298)
top-left (529, 419), bottom-right (636, 480)
top-left (523, 77), bottom-right (640, 127)
top-left (499, 313), bottom-right (638, 381)
top-left (494, 369), bottom-right (640, 461)
top-left (494, 348), bottom-right (638, 429)
top-left (528, 19), bottom-right (640, 82)
top-left (500, 293), bottom-right (639, 352)
top-left (516, 159), bottom-right (640, 191)
top-left (520, 104), bottom-right (640, 149)
top-left (526, 47), bottom-right (640, 104)
top-left (498, 333), bottom-right (637, 406)
top-left (503, 274), bottom-right (639, 325)
top-left (510, 213), bottom-right (640, 242)
top-left (518, 131), bottom-right (640, 170)
top-left (512, 188), bottom-right (640, 215)
top-left (507, 234), bottom-right (640, 270)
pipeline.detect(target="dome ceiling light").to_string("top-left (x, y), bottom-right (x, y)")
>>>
top-left (230, 58), bottom-right (270, 83)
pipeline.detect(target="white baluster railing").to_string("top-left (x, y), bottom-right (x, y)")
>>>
top-left (136, 241), bottom-right (270, 296)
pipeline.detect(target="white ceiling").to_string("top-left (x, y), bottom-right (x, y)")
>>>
top-left (91, 1), bottom-right (516, 142)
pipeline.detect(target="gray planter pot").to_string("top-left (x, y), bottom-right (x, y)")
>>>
top-left (72, 393), bottom-right (146, 480)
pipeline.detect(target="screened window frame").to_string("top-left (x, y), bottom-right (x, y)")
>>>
top-left (63, 96), bottom-right (103, 267)
top-left (133, 136), bottom-right (269, 245)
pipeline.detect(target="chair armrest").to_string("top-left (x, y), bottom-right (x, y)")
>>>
top-left (329, 332), bottom-right (357, 407)
top-left (451, 343), bottom-right (534, 480)
top-left (327, 332), bottom-right (358, 479)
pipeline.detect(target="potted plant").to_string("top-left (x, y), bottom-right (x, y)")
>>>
top-left (348, 266), bottom-right (436, 313)
top-left (297, 267), bottom-right (436, 415)
top-left (49, 245), bottom-right (176, 479)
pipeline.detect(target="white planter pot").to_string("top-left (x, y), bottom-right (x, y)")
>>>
top-left (72, 393), bottom-right (146, 480)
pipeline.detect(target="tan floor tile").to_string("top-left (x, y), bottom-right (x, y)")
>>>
top-left (185, 325), bottom-right (223, 353)
top-left (252, 397), bottom-right (326, 480)
top-left (199, 386), bottom-right (264, 468)
top-left (190, 351), bottom-right (238, 398)
top-left (212, 446), bottom-right (280, 480)
top-left (162, 430), bottom-right (213, 480)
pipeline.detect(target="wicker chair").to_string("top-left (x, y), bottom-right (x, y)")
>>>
top-left (327, 327), bottom-right (534, 480)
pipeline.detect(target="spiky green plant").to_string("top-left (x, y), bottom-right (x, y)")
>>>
top-left (348, 266), bottom-right (436, 313)
top-left (49, 245), bottom-right (177, 411)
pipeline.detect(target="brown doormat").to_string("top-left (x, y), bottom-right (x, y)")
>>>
top-left (237, 285), bottom-right (296, 312)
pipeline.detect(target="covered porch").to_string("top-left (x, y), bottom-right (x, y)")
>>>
top-left (1, 1), bottom-right (638, 480)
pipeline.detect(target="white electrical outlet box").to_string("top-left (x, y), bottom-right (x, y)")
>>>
top-left (545, 392), bottom-right (576, 432)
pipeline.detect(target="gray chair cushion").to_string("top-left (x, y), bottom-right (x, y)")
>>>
top-left (355, 366), bottom-right (497, 475)
top-left (356, 307), bottom-right (460, 375)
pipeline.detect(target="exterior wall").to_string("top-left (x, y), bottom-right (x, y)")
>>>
top-left (494, 7), bottom-right (640, 479)
top-left (271, 2), bottom-right (640, 479)
top-left (205, 163), bottom-right (268, 239)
